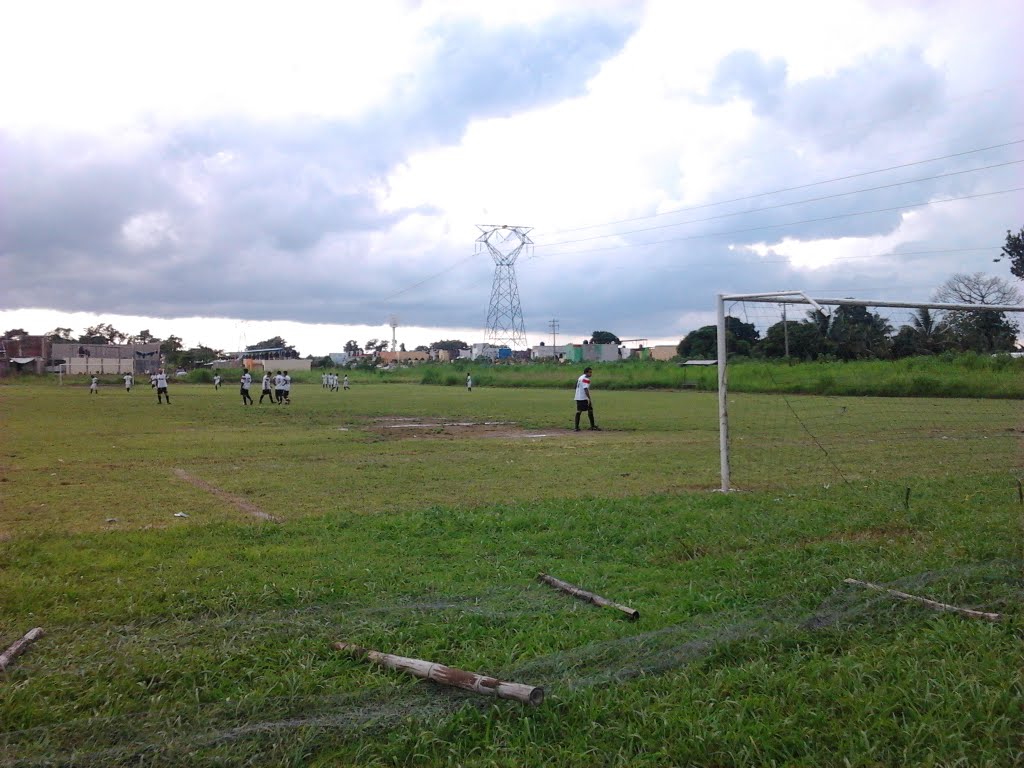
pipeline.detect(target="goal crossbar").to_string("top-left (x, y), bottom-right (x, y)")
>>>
top-left (716, 291), bottom-right (1024, 491)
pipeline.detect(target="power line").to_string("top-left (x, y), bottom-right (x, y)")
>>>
top-left (535, 159), bottom-right (1024, 249)
top-left (543, 138), bottom-right (1024, 236)
top-left (535, 186), bottom-right (1024, 259)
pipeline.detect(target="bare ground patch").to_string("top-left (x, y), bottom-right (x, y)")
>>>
top-left (367, 417), bottom-right (577, 440)
top-left (172, 468), bottom-right (282, 522)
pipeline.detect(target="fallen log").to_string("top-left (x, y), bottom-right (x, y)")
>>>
top-left (537, 573), bottom-right (640, 621)
top-left (332, 642), bottom-right (544, 706)
top-left (0, 627), bottom-right (45, 671)
top-left (843, 578), bottom-right (1002, 622)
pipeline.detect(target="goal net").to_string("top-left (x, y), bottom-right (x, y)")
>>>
top-left (715, 291), bottom-right (1024, 494)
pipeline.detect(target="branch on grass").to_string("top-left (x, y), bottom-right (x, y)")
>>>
top-left (538, 573), bottom-right (640, 620)
top-left (0, 627), bottom-right (45, 672)
top-left (843, 578), bottom-right (1002, 622)
top-left (332, 642), bottom-right (544, 706)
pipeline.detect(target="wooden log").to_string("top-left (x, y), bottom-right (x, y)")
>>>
top-left (843, 578), bottom-right (1002, 622)
top-left (537, 573), bottom-right (640, 621)
top-left (333, 642), bottom-right (544, 706)
top-left (0, 627), bottom-right (45, 671)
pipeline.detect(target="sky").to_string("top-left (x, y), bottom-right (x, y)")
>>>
top-left (2, 0), bottom-right (1023, 356)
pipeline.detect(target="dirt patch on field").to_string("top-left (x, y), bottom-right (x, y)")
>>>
top-left (368, 417), bottom-right (577, 440)
top-left (172, 468), bottom-right (282, 522)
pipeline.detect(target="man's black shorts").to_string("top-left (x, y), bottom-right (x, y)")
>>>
top-left (576, 399), bottom-right (592, 412)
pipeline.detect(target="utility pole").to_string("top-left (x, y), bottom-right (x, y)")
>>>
top-left (478, 225), bottom-right (532, 349)
top-left (781, 303), bottom-right (789, 359)
top-left (548, 319), bottom-right (559, 351)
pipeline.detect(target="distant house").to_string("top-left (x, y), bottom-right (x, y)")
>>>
top-left (651, 345), bottom-right (679, 361)
top-left (378, 350), bottom-right (429, 365)
top-left (0, 335), bottom-right (48, 376)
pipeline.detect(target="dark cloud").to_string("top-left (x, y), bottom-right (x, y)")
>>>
top-left (0, 12), bottom-right (637, 328)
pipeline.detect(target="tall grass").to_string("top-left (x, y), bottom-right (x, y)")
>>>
top-left (373, 354), bottom-right (1024, 398)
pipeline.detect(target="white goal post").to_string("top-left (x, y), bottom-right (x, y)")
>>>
top-left (716, 290), bottom-right (1024, 492)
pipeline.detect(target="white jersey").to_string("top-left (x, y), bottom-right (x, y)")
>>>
top-left (241, 372), bottom-right (252, 389)
top-left (283, 374), bottom-right (291, 392)
top-left (155, 373), bottom-right (168, 388)
top-left (123, 374), bottom-right (133, 388)
top-left (574, 373), bottom-right (591, 400)
top-left (274, 374), bottom-right (284, 389)
top-left (262, 374), bottom-right (271, 390)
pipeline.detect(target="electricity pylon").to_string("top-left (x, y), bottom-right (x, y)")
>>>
top-left (477, 224), bottom-right (532, 349)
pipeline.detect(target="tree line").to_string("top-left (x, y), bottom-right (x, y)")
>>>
top-left (678, 271), bottom-right (1022, 360)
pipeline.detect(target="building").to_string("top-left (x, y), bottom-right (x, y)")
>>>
top-left (0, 335), bottom-right (48, 376)
top-left (562, 343), bottom-right (623, 363)
top-left (50, 342), bottom-right (161, 375)
top-left (378, 350), bottom-right (430, 365)
top-left (650, 345), bottom-right (679, 361)
top-left (530, 344), bottom-right (571, 361)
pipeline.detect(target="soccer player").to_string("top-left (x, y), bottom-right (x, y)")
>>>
top-left (259, 371), bottom-right (274, 404)
top-left (342, 375), bottom-right (349, 391)
top-left (573, 366), bottom-right (600, 431)
top-left (274, 371), bottom-right (285, 404)
top-left (240, 369), bottom-right (254, 405)
top-left (155, 369), bottom-right (170, 404)
top-left (123, 372), bottom-right (133, 392)
top-left (466, 373), bottom-right (473, 392)
top-left (89, 375), bottom-right (99, 394)
top-left (282, 372), bottom-right (292, 404)
top-left (213, 374), bottom-right (222, 390)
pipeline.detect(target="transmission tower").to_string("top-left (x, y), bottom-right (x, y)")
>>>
top-left (477, 224), bottom-right (532, 349)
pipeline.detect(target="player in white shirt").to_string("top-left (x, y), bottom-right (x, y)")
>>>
top-left (573, 366), bottom-right (600, 431)
top-left (274, 371), bottom-right (285, 403)
top-left (213, 374), bottom-right (222, 390)
top-left (89, 375), bottom-right (99, 394)
top-left (123, 373), bottom-right (133, 392)
top-left (282, 373), bottom-right (292, 404)
top-left (240, 369), bottom-right (254, 405)
top-left (259, 372), bottom-right (274, 404)
top-left (342, 375), bottom-right (349, 391)
top-left (155, 369), bottom-right (170, 404)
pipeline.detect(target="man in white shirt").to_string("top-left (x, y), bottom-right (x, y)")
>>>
top-left (89, 375), bottom-right (99, 394)
top-left (274, 371), bottom-right (285, 403)
top-left (342, 375), bottom-right (349, 391)
top-left (574, 366), bottom-right (600, 431)
top-left (240, 369), bottom-right (253, 405)
top-left (213, 374), bottom-right (222, 390)
top-left (123, 373), bottom-right (133, 392)
top-left (282, 372), bottom-right (292, 404)
top-left (155, 369), bottom-right (170, 404)
top-left (260, 372), bottom-right (274, 404)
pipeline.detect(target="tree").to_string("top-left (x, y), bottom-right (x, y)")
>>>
top-left (589, 331), bottom-right (620, 345)
top-left (676, 326), bottom-right (717, 358)
top-left (181, 345), bottom-right (222, 367)
top-left (677, 316), bottom-right (759, 359)
top-left (46, 327), bottom-right (74, 342)
top-left (344, 340), bottom-right (362, 356)
top-left (365, 338), bottom-right (388, 355)
top-left (827, 305), bottom-right (893, 360)
top-left (130, 329), bottom-right (158, 344)
top-left (933, 273), bottom-right (1022, 353)
top-left (3, 328), bottom-right (28, 340)
top-left (414, 345), bottom-right (430, 353)
top-left (761, 321), bottom-right (827, 359)
top-left (399, 342), bottom-right (406, 352)
top-left (78, 323), bottom-right (126, 344)
top-left (996, 226), bottom-right (1024, 280)
top-left (430, 339), bottom-right (469, 354)
top-left (891, 307), bottom-right (951, 357)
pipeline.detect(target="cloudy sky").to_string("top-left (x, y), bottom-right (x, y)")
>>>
top-left (2, 0), bottom-right (1022, 355)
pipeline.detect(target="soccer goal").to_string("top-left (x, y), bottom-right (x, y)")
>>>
top-left (716, 291), bottom-right (1024, 493)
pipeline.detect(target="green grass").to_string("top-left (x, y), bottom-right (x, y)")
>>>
top-left (1, 378), bottom-right (1022, 766)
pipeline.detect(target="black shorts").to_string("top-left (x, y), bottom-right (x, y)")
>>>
top-left (240, 386), bottom-right (250, 396)
top-left (157, 387), bottom-right (168, 395)
top-left (262, 388), bottom-right (272, 395)
top-left (576, 399), bottom-right (592, 412)
top-left (275, 389), bottom-right (284, 398)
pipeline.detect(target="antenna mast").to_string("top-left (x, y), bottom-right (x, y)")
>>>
top-left (477, 224), bottom-right (532, 349)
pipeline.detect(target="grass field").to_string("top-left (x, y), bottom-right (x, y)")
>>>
top-left (1, 377), bottom-right (1022, 766)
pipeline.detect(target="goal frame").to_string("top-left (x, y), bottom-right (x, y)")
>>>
top-left (716, 290), bottom-right (1024, 492)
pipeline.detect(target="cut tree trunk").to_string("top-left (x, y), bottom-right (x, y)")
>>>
top-left (333, 642), bottom-right (543, 706)
top-left (844, 578), bottom-right (1002, 622)
top-left (0, 628), bottom-right (45, 672)
top-left (537, 573), bottom-right (640, 620)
